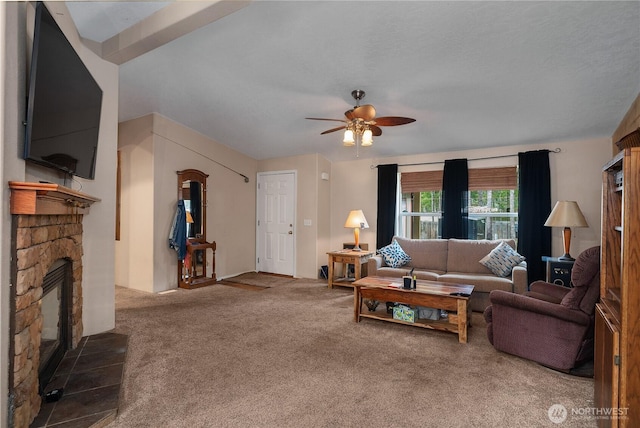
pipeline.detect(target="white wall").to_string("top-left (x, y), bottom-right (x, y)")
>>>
top-left (316, 156), bottom-right (332, 270)
top-left (117, 113), bottom-right (258, 292)
top-left (116, 115), bottom-right (155, 291)
top-left (0, 3), bottom-right (27, 425)
top-left (330, 138), bottom-right (612, 260)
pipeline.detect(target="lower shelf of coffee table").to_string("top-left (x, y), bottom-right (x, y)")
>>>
top-left (358, 311), bottom-right (463, 333)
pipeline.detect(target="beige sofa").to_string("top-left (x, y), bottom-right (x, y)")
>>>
top-left (367, 236), bottom-right (527, 312)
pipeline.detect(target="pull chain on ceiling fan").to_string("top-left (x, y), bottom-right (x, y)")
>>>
top-left (306, 90), bottom-right (416, 153)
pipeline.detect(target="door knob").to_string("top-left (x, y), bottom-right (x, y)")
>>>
top-left (288, 231), bottom-right (293, 234)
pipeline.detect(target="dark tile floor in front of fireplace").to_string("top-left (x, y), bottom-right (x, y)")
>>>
top-left (31, 332), bottom-right (128, 428)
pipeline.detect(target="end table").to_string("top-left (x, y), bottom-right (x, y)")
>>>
top-left (327, 250), bottom-right (374, 288)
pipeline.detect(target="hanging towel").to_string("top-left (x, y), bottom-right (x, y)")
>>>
top-left (169, 200), bottom-right (187, 260)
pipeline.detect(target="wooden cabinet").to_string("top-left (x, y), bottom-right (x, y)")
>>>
top-left (596, 147), bottom-right (640, 427)
top-left (595, 304), bottom-right (620, 428)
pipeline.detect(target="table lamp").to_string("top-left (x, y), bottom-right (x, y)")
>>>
top-left (544, 201), bottom-right (588, 261)
top-left (344, 210), bottom-right (369, 251)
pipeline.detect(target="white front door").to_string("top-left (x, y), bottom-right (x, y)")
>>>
top-left (256, 171), bottom-right (295, 276)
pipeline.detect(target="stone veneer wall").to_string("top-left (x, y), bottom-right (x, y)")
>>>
top-left (12, 214), bottom-right (84, 427)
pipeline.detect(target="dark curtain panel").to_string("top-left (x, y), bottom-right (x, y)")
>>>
top-left (189, 181), bottom-right (201, 238)
top-left (376, 164), bottom-right (398, 248)
top-left (518, 150), bottom-right (551, 284)
top-left (441, 159), bottom-right (469, 239)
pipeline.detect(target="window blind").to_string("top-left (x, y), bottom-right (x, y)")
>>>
top-left (468, 167), bottom-right (517, 190)
top-left (400, 170), bottom-right (443, 193)
top-left (401, 166), bottom-right (516, 193)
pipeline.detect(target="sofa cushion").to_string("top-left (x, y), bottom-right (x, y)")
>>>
top-left (447, 239), bottom-right (516, 274)
top-left (479, 241), bottom-right (526, 277)
top-left (376, 267), bottom-right (441, 281)
top-left (438, 273), bottom-right (515, 293)
top-left (377, 240), bottom-right (411, 268)
top-left (393, 237), bottom-right (449, 271)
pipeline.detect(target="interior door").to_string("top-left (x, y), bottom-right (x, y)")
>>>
top-left (257, 172), bottom-right (295, 275)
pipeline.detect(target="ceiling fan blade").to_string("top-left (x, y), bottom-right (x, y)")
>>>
top-left (306, 117), bottom-right (347, 123)
top-left (352, 104), bottom-right (376, 121)
top-left (344, 109), bottom-right (355, 120)
top-left (371, 125), bottom-right (382, 137)
top-left (373, 116), bottom-right (416, 126)
top-left (320, 125), bottom-right (346, 135)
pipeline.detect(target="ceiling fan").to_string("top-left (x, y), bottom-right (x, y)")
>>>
top-left (306, 89), bottom-right (416, 147)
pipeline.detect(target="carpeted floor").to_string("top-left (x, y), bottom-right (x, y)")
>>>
top-left (221, 272), bottom-right (299, 288)
top-left (109, 276), bottom-right (597, 427)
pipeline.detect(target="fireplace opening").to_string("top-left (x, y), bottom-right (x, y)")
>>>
top-left (39, 259), bottom-right (72, 393)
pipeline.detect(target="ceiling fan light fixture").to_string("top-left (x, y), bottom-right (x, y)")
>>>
top-left (307, 89), bottom-right (415, 154)
top-left (361, 128), bottom-right (373, 146)
top-left (343, 129), bottom-right (355, 146)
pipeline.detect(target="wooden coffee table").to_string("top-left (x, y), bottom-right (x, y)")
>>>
top-left (353, 276), bottom-right (474, 343)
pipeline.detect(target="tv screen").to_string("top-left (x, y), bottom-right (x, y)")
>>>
top-left (24, 2), bottom-right (103, 180)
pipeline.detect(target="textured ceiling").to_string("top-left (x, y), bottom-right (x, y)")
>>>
top-left (67, 1), bottom-right (640, 162)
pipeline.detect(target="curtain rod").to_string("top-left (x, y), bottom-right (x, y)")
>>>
top-left (370, 148), bottom-right (562, 169)
top-left (151, 131), bottom-right (250, 183)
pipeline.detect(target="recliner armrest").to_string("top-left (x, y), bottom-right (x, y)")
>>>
top-left (489, 289), bottom-right (590, 325)
top-left (529, 280), bottom-right (572, 301)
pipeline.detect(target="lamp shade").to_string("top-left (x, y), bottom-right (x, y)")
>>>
top-left (544, 201), bottom-right (588, 228)
top-left (344, 210), bottom-right (369, 229)
top-left (343, 129), bottom-right (355, 146)
top-left (361, 129), bottom-right (373, 146)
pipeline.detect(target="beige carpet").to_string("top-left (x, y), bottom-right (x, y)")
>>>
top-left (109, 278), bottom-right (596, 428)
top-left (221, 272), bottom-right (299, 288)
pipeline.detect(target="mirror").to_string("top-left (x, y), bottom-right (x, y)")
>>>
top-left (177, 169), bottom-right (216, 289)
top-left (177, 169), bottom-right (208, 240)
top-left (182, 180), bottom-right (203, 238)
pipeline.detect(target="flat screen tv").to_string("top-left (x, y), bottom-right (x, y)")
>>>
top-left (24, 2), bottom-right (103, 180)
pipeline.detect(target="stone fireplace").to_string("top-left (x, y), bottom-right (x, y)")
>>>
top-left (9, 182), bottom-right (99, 427)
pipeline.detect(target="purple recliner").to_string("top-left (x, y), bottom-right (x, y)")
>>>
top-left (483, 246), bottom-right (600, 372)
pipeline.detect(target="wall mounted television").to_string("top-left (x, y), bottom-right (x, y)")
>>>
top-left (24, 2), bottom-right (103, 180)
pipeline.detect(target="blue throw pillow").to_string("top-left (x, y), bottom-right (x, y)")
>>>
top-left (479, 241), bottom-right (525, 277)
top-left (377, 240), bottom-right (411, 268)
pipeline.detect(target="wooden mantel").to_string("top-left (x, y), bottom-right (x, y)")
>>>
top-left (9, 181), bottom-right (100, 215)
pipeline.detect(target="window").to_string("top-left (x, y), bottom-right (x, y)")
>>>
top-left (468, 189), bottom-right (518, 240)
top-left (399, 167), bottom-right (518, 241)
top-left (400, 190), bottom-right (442, 239)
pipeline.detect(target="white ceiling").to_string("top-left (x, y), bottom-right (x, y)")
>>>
top-left (66, 1), bottom-right (640, 162)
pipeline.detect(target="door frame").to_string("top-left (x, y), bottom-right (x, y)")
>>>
top-left (256, 170), bottom-right (297, 277)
